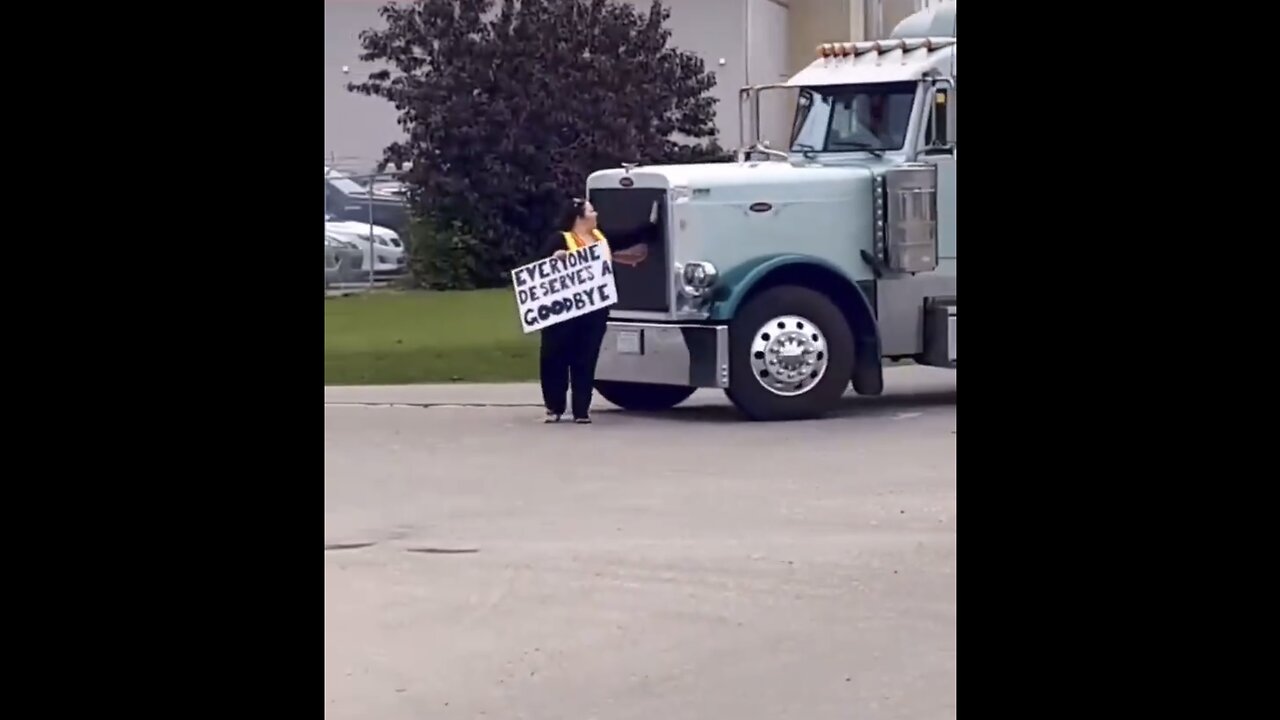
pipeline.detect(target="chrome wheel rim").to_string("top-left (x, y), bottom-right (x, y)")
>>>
top-left (748, 314), bottom-right (829, 396)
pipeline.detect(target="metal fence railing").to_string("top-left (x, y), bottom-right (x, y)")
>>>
top-left (323, 164), bottom-right (413, 293)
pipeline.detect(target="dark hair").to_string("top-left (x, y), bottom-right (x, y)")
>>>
top-left (556, 197), bottom-right (588, 232)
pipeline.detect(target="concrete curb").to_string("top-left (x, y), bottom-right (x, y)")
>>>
top-left (324, 366), bottom-right (955, 407)
top-left (325, 382), bottom-right (543, 407)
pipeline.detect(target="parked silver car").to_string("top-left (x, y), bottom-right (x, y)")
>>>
top-left (325, 234), bottom-right (366, 287)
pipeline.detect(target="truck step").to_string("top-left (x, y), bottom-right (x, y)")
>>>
top-left (920, 300), bottom-right (956, 369)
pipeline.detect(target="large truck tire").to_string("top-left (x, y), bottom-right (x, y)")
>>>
top-left (725, 285), bottom-right (855, 421)
top-left (595, 381), bottom-right (697, 411)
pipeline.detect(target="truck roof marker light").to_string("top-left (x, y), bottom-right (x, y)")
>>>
top-left (819, 39), bottom-right (927, 60)
top-left (817, 42), bottom-right (856, 59)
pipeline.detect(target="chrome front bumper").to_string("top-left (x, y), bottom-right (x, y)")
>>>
top-left (595, 322), bottom-right (730, 388)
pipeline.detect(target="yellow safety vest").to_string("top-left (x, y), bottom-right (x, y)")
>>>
top-left (562, 229), bottom-right (608, 252)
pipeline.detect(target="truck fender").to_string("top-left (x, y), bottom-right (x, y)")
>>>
top-left (709, 255), bottom-right (884, 396)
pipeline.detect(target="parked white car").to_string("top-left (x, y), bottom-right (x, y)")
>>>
top-left (325, 234), bottom-right (366, 286)
top-left (324, 215), bottom-right (407, 276)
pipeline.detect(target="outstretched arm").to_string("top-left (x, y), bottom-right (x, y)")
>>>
top-left (539, 233), bottom-right (567, 258)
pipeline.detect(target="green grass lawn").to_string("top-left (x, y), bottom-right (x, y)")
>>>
top-left (325, 289), bottom-right (538, 385)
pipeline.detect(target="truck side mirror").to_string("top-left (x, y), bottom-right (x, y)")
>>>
top-left (929, 81), bottom-right (956, 148)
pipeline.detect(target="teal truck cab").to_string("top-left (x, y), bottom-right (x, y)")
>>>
top-left (588, 1), bottom-right (956, 421)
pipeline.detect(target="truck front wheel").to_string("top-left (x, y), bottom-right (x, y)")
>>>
top-left (725, 285), bottom-right (854, 421)
top-left (595, 381), bottom-right (697, 412)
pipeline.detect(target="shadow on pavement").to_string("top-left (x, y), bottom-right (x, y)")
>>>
top-left (599, 388), bottom-right (957, 424)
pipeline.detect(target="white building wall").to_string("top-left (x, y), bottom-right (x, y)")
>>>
top-left (865, 0), bottom-right (941, 40)
top-left (622, 0), bottom-right (749, 148)
top-left (324, 0), bottom-right (801, 167)
top-left (625, 0), bottom-right (792, 150)
top-left (746, 0), bottom-right (792, 150)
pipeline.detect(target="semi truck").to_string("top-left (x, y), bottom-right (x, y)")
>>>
top-left (585, 0), bottom-right (956, 421)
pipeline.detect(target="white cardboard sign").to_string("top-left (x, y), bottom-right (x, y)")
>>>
top-left (511, 244), bottom-right (617, 334)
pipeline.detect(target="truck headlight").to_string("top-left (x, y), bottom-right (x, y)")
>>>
top-left (682, 261), bottom-right (718, 292)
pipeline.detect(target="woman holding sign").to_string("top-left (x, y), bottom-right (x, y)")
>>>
top-left (539, 198), bottom-right (610, 424)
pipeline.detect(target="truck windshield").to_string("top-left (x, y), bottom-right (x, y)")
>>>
top-left (790, 81), bottom-right (916, 153)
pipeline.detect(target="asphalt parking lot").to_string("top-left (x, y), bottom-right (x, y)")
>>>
top-left (325, 365), bottom-right (956, 720)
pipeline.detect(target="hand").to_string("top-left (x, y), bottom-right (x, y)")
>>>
top-left (553, 250), bottom-right (568, 260)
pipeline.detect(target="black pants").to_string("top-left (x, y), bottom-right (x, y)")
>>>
top-left (539, 311), bottom-right (608, 418)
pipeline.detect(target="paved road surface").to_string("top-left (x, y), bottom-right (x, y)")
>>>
top-left (325, 365), bottom-right (956, 720)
